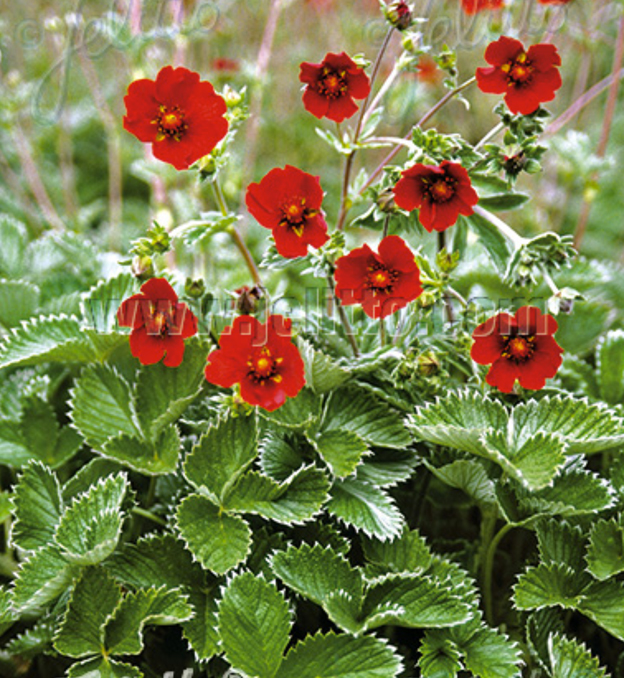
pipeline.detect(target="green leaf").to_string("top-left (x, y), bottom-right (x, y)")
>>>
top-left (579, 580), bottom-right (624, 642)
top-left (0, 315), bottom-right (126, 370)
top-left (464, 213), bottom-right (512, 273)
top-left (81, 273), bottom-right (138, 333)
top-left (176, 494), bottom-right (251, 575)
top-left (183, 413), bottom-right (258, 502)
top-left (313, 430), bottom-right (368, 478)
top-left (586, 518), bottom-right (624, 580)
top-left (0, 280), bottom-right (40, 329)
top-left (0, 420), bottom-right (33, 467)
top-left (298, 339), bottom-right (350, 394)
top-left (459, 621), bottom-right (523, 678)
top-left (183, 588), bottom-right (220, 661)
top-left (70, 364), bottom-right (139, 448)
top-left (428, 459), bottom-right (497, 508)
top-left (134, 338), bottom-right (206, 440)
top-left (328, 478), bottom-right (404, 540)
top-left (323, 387), bottom-right (410, 449)
top-left (171, 212), bottom-right (241, 247)
top-left (54, 567), bottom-right (122, 658)
top-left (260, 388), bottom-right (322, 430)
top-left (275, 631), bottom-right (403, 678)
top-left (63, 459), bottom-right (124, 502)
top-left (362, 529), bottom-right (433, 576)
top-left (106, 534), bottom-right (203, 590)
top-left (54, 473), bottom-right (129, 565)
top-left (419, 633), bottom-right (463, 677)
top-left (361, 574), bottom-right (471, 631)
top-left (218, 572), bottom-right (292, 678)
top-left (477, 193), bottom-right (530, 211)
top-left (100, 425), bottom-right (181, 475)
top-left (11, 461), bottom-right (63, 552)
top-left (6, 614), bottom-right (57, 659)
top-left (68, 657), bottom-right (143, 678)
top-left (271, 542), bottom-right (363, 614)
top-left (596, 330), bottom-right (624, 405)
top-left (356, 448), bottom-right (418, 488)
top-left (12, 545), bottom-right (79, 612)
top-left (104, 587), bottom-right (192, 655)
top-left (260, 432), bottom-right (307, 481)
top-left (514, 563), bottom-right (587, 611)
top-left (223, 466), bottom-right (330, 525)
top-left (536, 520), bottom-right (586, 571)
top-left (548, 633), bottom-right (609, 678)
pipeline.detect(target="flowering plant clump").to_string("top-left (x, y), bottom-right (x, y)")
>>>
top-left (0, 2), bottom-right (623, 678)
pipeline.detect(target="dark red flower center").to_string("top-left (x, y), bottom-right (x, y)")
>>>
top-left (367, 264), bottom-right (399, 293)
top-left (146, 308), bottom-right (173, 337)
top-left (280, 198), bottom-right (318, 237)
top-left (318, 67), bottom-right (348, 98)
top-left (502, 334), bottom-right (536, 362)
top-left (248, 347), bottom-right (283, 384)
top-left (423, 176), bottom-right (457, 204)
top-left (153, 105), bottom-right (188, 141)
top-left (502, 52), bottom-right (534, 85)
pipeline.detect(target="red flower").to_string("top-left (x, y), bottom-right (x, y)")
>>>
top-left (204, 315), bottom-right (305, 411)
top-left (334, 235), bottom-right (423, 319)
top-left (471, 306), bottom-right (564, 393)
top-left (117, 278), bottom-right (198, 368)
top-left (246, 165), bottom-right (329, 258)
top-left (299, 52), bottom-right (371, 124)
top-left (212, 57), bottom-right (239, 72)
top-left (393, 161), bottom-right (478, 232)
top-left (476, 37), bottom-right (562, 115)
top-left (415, 55), bottom-right (441, 85)
top-left (123, 66), bottom-right (228, 171)
top-left (460, 0), bottom-right (504, 13)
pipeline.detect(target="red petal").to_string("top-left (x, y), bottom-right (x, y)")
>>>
top-left (516, 347), bottom-right (562, 390)
top-left (303, 213), bottom-right (330, 249)
top-left (302, 87), bottom-right (330, 119)
top-left (123, 79), bottom-right (159, 142)
top-left (240, 377), bottom-right (287, 411)
top-left (299, 61), bottom-right (321, 86)
top-left (117, 294), bottom-right (147, 329)
top-left (129, 328), bottom-right (166, 365)
top-left (527, 43), bottom-right (562, 70)
top-left (155, 66), bottom-right (200, 106)
top-left (347, 70), bottom-right (371, 99)
top-left (394, 176), bottom-right (424, 211)
top-left (163, 339), bottom-right (185, 368)
top-left (392, 271), bottom-right (423, 305)
top-left (141, 277), bottom-right (179, 302)
top-left (484, 36), bottom-right (525, 66)
top-left (486, 358), bottom-right (520, 393)
top-left (476, 66), bottom-right (508, 94)
top-left (504, 85), bottom-right (543, 116)
top-left (204, 348), bottom-right (246, 388)
top-left (378, 235), bottom-right (417, 273)
top-left (273, 224), bottom-right (310, 258)
top-left (326, 95), bottom-right (359, 123)
top-left (514, 306), bottom-right (558, 336)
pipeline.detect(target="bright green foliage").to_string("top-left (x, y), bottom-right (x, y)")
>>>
top-left (596, 330), bottom-right (624, 405)
top-left (275, 632), bottom-right (403, 678)
top-left (0, 280), bottom-right (40, 329)
top-left (11, 461), bottom-right (63, 552)
top-left (548, 634), bottom-right (610, 678)
top-left (299, 339), bottom-right (351, 394)
top-left (54, 474), bottom-right (129, 565)
top-left (411, 392), bottom-right (624, 490)
top-left (586, 517), bottom-right (624, 580)
top-left (313, 429), bottom-right (368, 478)
top-left (327, 477), bottom-right (404, 539)
top-left (218, 572), bottom-right (292, 678)
top-left (80, 273), bottom-right (138, 333)
top-left (68, 657), bottom-right (143, 678)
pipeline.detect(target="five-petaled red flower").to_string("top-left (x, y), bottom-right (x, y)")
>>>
top-left (204, 315), bottom-right (305, 411)
top-left (246, 165), bottom-right (329, 258)
top-left (123, 66), bottom-right (228, 171)
top-left (299, 52), bottom-right (371, 124)
top-left (471, 306), bottom-right (564, 393)
top-left (476, 37), bottom-right (562, 116)
top-left (334, 235), bottom-right (423, 319)
top-left (393, 161), bottom-right (478, 232)
top-left (117, 278), bottom-right (198, 368)
top-left (460, 0), bottom-right (504, 13)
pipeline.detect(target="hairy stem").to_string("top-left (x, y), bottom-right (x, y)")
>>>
top-left (326, 272), bottom-right (360, 358)
top-left (482, 522), bottom-right (514, 625)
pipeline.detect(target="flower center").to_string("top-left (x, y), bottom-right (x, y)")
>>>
top-left (280, 198), bottom-right (319, 237)
top-left (153, 105), bottom-right (188, 142)
top-left (248, 347), bottom-right (284, 384)
top-left (430, 179), bottom-right (455, 203)
top-left (502, 335), bottom-right (536, 362)
top-left (147, 307), bottom-right (172, 337)
top-left (318, 68), bottom-right (348, 98)
top-left (502, 52), bottom-right (534, 85)
top-left (367, 264), bottom-right (399, 293)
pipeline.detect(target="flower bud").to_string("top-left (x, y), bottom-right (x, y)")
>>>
top-left (185, 277), bottom-right (206, 299)
top-left (385, 1), bottom-right (413, 30)
top-left (131, 255), bottom-right (154, 281)
top-left (376, 187), bottom-right (396, 213)
top-left (418, 350), bottom-right (440, 376)
top-left (233, 285), bottom-right (263, 314)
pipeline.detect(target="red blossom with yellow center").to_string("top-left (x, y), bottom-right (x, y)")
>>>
top-left (246, 165), bottom-right (329, 258)
top-left (471, 306), bottom-right (564, 393)
top-left (476, 37), bottom-right (562, 116)
top-left (123, 66), bottom-right (228, 171)
top-left (393, 161), bottom-right (479, 232)
top-left (334, 235), bottom-right (423, 319)
top-left (117, 278), bottom-right (198, 368)
top-left (204, 315), bottom-right (305, 411)
top-left (299, 52), bottom-right (371, 124)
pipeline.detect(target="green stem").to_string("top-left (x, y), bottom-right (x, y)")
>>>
top-left (473, 205), bottom-right (527, 249)
top-left (131, 507), bottom-right (167, 528)
top-left (337, 27), bottom-right (395, 231)
top-left (482, 522), bottom-right (514, 625)
top-left (474, 121), bottom-right (505, 151)
top-left (327, 273), bottom-right (360, 358)
top-left (212, 181), bottom-right (263, 287)
top-left (359, 76), bottom-right (477, 195)
top-left (380, 318), bottom-right (386, 347)
top-left (541, 267), bottom-right (560, 295)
